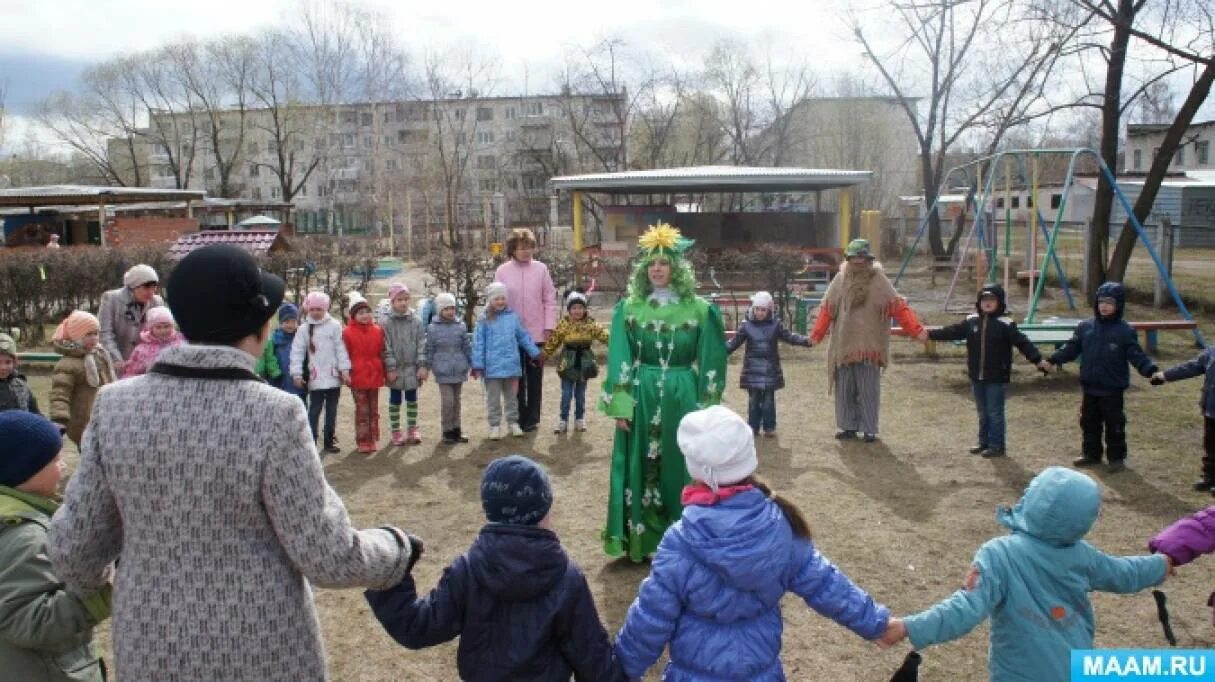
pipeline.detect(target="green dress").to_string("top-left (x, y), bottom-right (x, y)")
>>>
top-left (599, 295), bottom-right (728, 561)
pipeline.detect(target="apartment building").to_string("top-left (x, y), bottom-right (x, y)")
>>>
top-left (1125, 120), bottom-right (1215, 173)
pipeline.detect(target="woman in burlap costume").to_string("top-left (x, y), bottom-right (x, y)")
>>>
top-left (810, 239), bottom-right (927, 441)
top-left (600, 223), bottom-right (728, 562)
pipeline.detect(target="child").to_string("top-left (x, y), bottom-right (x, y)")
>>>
top-left (0, 411), bottom-right (111, 681)
top-left (342, 293), bottom-right (386, 453)
top-left (890, 466), bottom-right (1172, 681)
top-left (265, 303), bottom-right (306, 402)
top-left (726, 290), bottom-right (810, 437)
top-left (49, 311), bottom-right (116, 446)
top-left (379, 282), bottom-right (427, 446)
top-left (614, 405), bottom-right (895, 680)
top-left (122, 306), bottom-right (186, 378)
top-left (1152, 345), bottom-right (1215, 491)
top-left (1047, 282), bottom-right (1157, 473)
top-left (290, 291), bottom-right (351, 454)
top-left (471, 282), bottom-right (541, 440)
top-left (364, 454), bottom-right (622, 681)
top-left (423, 293), bottom-right (472, 444)
top-left (0, 333), bottom-right (40, 414)
top-left (1149, 505), bottom-right (1214, 624)
top-left (540, 288), bottom-right (609, 433)
top-left (928, 283), bottom-right (1050, 457)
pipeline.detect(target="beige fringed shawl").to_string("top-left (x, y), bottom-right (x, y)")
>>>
top-left (821, 261), bottom-right (899, 393)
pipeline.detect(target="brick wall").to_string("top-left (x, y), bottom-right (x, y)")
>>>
top-left (105, 216), bottom-right (199, 248)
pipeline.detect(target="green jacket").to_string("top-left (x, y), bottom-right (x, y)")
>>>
top-left (0, 487), bottom-right (110, 682)
top-left (254, 337), bottom-right (282, 381)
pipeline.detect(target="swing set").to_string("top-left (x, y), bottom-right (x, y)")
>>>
top-left (893, 147), bottom-right (1205, 349)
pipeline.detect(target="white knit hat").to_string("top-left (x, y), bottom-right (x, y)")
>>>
top-left (678, 405), bottom-right (757, 490)
top-left (346, 291), bottom-right (369, 315)
top-left (435, 292), bottom-right (457, 309)
top-left (486, 282), bottom-right (508, 302)
top-left (123, 264), bottom-right (159, 289)
top-left (751, 291), bottom-right (774, 310)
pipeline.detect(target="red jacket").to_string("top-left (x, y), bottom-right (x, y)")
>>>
top-left (343, 321), bottom-right (387, 389)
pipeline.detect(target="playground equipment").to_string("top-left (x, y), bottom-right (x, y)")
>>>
top-left (894, 147), bottom-right (1205, 348)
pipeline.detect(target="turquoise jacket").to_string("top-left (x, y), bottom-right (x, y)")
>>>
top-left (904, 467), bottom-right (1167, 682)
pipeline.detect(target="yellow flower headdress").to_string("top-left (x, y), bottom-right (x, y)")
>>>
top-left (637, 221), bottom-right (694, 258)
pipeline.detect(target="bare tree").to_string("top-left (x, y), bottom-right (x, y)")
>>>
top-left (852, 0), bottom-right (1076, 257)
top-left (249, 31), bottom-right (323, 206)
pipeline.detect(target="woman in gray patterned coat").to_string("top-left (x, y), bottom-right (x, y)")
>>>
top-left (48, 245), bottom-right (417, 682)
top-left (97, 264), bottom-right (164, 372)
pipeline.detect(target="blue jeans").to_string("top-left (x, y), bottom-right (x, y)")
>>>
top-left (559, 379), bottom-right (588, 420)
top-left (971, 380), bottom-right (1007, 449)
top-left (748, 389), bottom-right (777, 433)
top-left (307, 387), bottom-right (341, 448)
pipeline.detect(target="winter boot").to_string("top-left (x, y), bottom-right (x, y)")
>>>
top-left (575, 419), bottom-right (587, 432)
top-left (406, 426), bottom-right (422, 444)
top-left (453, 427), bottom-right (469, 443)
top-left (391, 430), bottom-right (406, 446)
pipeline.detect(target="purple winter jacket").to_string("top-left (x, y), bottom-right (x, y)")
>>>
top-left (1149, 505), bottom-right (1215, 624)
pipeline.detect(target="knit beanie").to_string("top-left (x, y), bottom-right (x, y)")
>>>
top-left (347, 292), bottom-right (369, 316)
top-left (751, 291), bottom-right (774, 311)
top-left (434, 292), bottom-right (457, 310)
top-left (486, 282), bottom-right (508, 302)
top-left (678, 406), bottom-right (758, 490)
top-left (167, 244), bottom-right (285, 344)
top-left (278, 303), bottom-right (299, 323)
top-left (0, 411), bottom-right (63, 487)
top-left (123, 264), bottom-right (159, 289)
top-left (387, 282), bottom-right (411, 302)
top-left (52, 311), bottom-right (100, 343)
top-left (481, 455), bottom-right (553, 525)
top-left (566, 289), bottom-right (588, 311)
top-left (303, 291), bottom-right (330, 312)
top-left (145, 306), bottom-right (175, 327)
top-left (0, 333), bottom-right (16, 361)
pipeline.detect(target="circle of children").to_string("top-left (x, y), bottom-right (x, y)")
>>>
top-left (0, 225), bottom-right (1211, 682)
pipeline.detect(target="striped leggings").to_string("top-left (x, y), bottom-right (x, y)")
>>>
top-left (834, 363), bottom-right (881, 434)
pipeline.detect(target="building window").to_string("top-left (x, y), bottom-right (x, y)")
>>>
top-left (386, 158), bottom-right (397, 171)
top-left (456, 133), bottom-right (466, 146)
top-left (995, 197), bottom-right (1004, 208)
top-left (299, 184), bottom-right (307, 197)
top-left (477, 155), bottom-right (496, 170)
top-left (477, 131), bottom-right (494, 144)
top-left (455, 109), bottom-right (466, 121)
top-left (505, 130), bottom-right (517, 142)
top-left (505, 106), bottom-right (516, 119)
top-left (252, 187), bottom-right (262, 200)
top-left (249, 163), bottom-right (260, 177)
top-left (479, 178), bottom-right (498, 192)
top-left (364, 135), bottom-right (373, 148)
top-left (1026, 195), bottom-right (1033, 208)
top-left (477, 107), bottom-right (493, 121)
top-left (384, 135), bottom-right (395, 146)
top-left (205, 167), bottom-right (216, 180)
top-left (523, 174), bottom-right (545, 191)
top-left (1176, 145), bottom-right (1186, 167)
top-left (271, 185), bottom-right (281, 199)
top-left (1133, 149), bottom-right (1142, 169)
top-left (523, 102), bottom-right (543, 116)
top-left (1152, 147), bottom-right (1160, 161)
top-left (248, 141), bottom-right (258, 155)
top-left (1198, 140), bottom-right (1210, 165)
top-left (1011, 196), bottom-right (1020, 208)
top-left (1050, 193), bottom-right (1062, 209)
top-left (361, 113), bottom-right (373, 126)
top-left (341, 111), bottom-right (358, 125)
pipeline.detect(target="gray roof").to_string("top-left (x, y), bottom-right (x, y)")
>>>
top-left (0, 185), bottom-right (206, 208)
top-left (549, 166), bottom-right (872, 194)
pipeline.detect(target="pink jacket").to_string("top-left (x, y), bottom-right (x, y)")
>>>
top-left (494, 259), bottom-right (558, 341)
top-left (122, 329), bottom-right (187, 377)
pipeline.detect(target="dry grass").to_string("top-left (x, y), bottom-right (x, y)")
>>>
top-left (29, 279), bottom-right (1215, 681)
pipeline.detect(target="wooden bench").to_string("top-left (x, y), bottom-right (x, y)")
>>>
top-left (893, 319), bottom-right (1199, 354)
top-left (1014, 270), bottom-right (1041, 286)
top-left (1130, 319), bottom-right (1199, 353)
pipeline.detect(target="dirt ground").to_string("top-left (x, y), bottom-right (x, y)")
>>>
top-left (35, 272), bottom-right (1215, 681)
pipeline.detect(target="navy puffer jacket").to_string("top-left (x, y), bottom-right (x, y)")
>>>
top-left (1049, 282), bottom-right (1157, 395)
top-left (365, 524), bottom-right (622, 681)
top-left (1163, 346), bottom-right (1215, 417)
top-left (726, 315), bottom-right (809, 390)
top-left (614, 490), bottom-right (889, 681)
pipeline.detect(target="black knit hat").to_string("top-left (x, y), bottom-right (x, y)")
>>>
top-left (0, 411), bottom-right (63, 487)
top-left (480, 455), bottom-right (553, 525)
top-left (167, 245), bottom-right (286, 344)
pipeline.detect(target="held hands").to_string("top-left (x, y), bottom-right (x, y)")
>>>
top-left (293, 377), bottom-right (306, 389)
top-left (915, 329), bottom-right (929, 342)
top-left (616, 418), bottom-right (631, 432)
top-left (877, 617), bottom-right (908, 648)
top-left (470, 369), bottom-right (483, 380)
top-left (416, 368), bottom-right (429, 383)
top-left (1151, 371), bottom-right (1167, 386)
top-left (340, 371), bottom-right (352, 386)
top-left (404, 534), bottom-right (425, 574)
top-left (386, 371), bottom-right (399, 384)
top-left (1037, 360), bottom-right (1053, 375)
top-left (1160, 553), bottom-right (1176, 577)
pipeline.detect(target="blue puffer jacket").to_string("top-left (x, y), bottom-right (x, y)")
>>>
top-left (364, 525), bottom-right (624, 682)
top-left (614, 490), bottom-right (889, 681)
top-left (1163, 346), bottom-right (1215, 417)
top-left (1048, 282), bottom-right (1156, 395)
top-left (472, 308), bottom-right (540, 379)
top-left (424, 317), bottom-right (472, 385)
top-left (726, 315), bottom-right (809, 391)
top-left (904, 467), bottom-right (1167, 682)
top-left (270, 328), bottom-right (305, 397)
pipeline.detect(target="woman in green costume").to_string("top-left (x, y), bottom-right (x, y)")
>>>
top-left (600, 222), bottom-right (728, 561)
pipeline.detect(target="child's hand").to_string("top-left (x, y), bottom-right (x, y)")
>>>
top-left (1151, 371), bottom-right (1166, 386)
top-left (1159, 553), bottom-right (1176, 577)
top-left (877, 618), bottom-right (907, 648)
top-left (964, 564), bottom-right (981, 590)
top-left (1037, 360), bottom-right (1053, 374)
top-left (416, 368), bottom-right (428, 383)
top-left (915, 329), bottom-right (929, 342)
top-left (386, 371), bottom-right (399, 384)
top-left (470, 369), bottom-right (483, 380)
top-left (293, 377), bottom-right (306, 389)
top-left (341, 371), bottom-right (352, 385)
top-left (405, 534), bottom-right (425, 574)
top-left (616, 418), bottom-right (631, 432)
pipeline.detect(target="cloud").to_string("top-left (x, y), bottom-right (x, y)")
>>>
top-left (0, 51), bottom-right (91, 114)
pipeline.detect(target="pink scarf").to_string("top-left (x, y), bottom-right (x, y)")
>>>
top-left (681, 482), bottom-right (755, 506)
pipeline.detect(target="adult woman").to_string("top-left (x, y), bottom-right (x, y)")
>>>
top-left (494, 228), bottom-right (558, 432)
top-left (97, 264), bottom-right (164, 371)
top-left (48, 245), bottom-right (417, 681)
top-left (600, 223), bottom-right (728, 562)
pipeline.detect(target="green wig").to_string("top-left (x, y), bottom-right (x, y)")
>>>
top-left (626, 222), bottom-right (698, 303)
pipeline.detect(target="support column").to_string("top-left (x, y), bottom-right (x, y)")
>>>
top-left (98, 202), bottom-right (107, 248)
top-left (838, 187), bottom-right (853, 246)
top-left (572, 191), bottom-right (584, 253)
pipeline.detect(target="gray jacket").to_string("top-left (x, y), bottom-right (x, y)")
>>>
top-left (379, 309), bottom-right (426, 391)
top-left (47, 345), bottom-right (413, 681)
top-left (97, 287), bottom-right (164, 364)
top-left (423, 317), bottom-right (471, 384)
